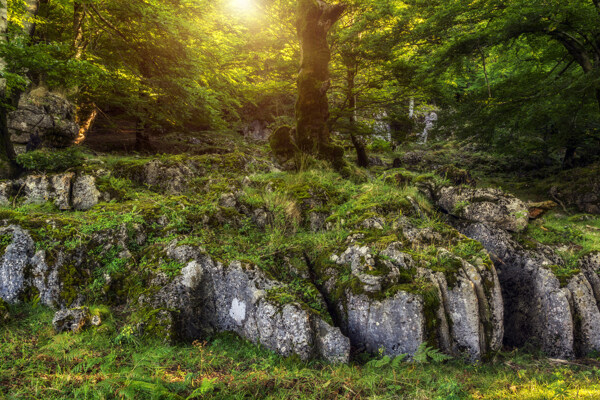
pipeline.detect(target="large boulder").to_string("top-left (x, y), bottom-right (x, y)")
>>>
top-left (460, 223), bottom-right (600, 358)
top-left (8, 89), bottom-right (79, 154)
top-left (437, 187), bottom-right (529, 232)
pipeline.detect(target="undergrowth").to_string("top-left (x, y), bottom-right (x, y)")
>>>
top-left (1, 304), bottom-right (600, 399)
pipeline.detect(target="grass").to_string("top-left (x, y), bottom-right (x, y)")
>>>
top-left (2, 304), bottom-right (600, 399)
top-left (3, 139), bottom-right (600, 398)
top-left (521, 212), bottom-right (600, 281)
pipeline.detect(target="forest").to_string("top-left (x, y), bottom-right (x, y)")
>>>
top-left (0, 0), bottom-right (600, 399)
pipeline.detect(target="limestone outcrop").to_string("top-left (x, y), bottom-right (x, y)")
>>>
top-left (459, 223), bottom-right (600, 358)
top-left (144, 242), bottom-right (350, 363)
top-left (0, 173), bottom-right (99, 211)
top-left (0, 226), bottom-right (60, 306)
top-left (324, 242), bottom-right (503, 361)
top-left (437, 187), bottom-right (529, 232)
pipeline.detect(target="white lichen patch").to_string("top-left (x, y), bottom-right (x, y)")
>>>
top-left (229, 298), bottom-right (246, 324)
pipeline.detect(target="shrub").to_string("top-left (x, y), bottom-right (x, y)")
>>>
top-left (368, 138), bottom-right (392, 152)
top-left (16, 148), bottom-right (85, 172)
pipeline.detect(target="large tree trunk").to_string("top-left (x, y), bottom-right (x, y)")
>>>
top-left (295, 0), bottom-right (346, 164)
top-left (0, 0), bottom-right (18, 177)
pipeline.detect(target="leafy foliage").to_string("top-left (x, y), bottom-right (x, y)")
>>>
top-left (16, 148), bottom-right (85, 172)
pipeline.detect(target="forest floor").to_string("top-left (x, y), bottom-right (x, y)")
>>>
top-left (2, 304), bottom-right (600, 399)
top-left (2, 132), bottom-right (600, 399)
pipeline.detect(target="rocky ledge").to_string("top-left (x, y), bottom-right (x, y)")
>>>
top-left (0, 162), bottom-right (598, 363)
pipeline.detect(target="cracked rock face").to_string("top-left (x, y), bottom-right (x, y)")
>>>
top-left (460, 223), bottom-right (600, 358)
top-left (346, 290), bottom-right (425, 357)
top-left (148, 243), bottom-right (350, 363)
top-left (72, 175), bottom-right (101, 211)
top-left (437, 187), bottom-right (529, 232)
top-left (9, 173), bottom-right (99, 211)
top-left (0, 226), bottom-right (60, 306)
top-left (327, 243), bottom-right (503, 361)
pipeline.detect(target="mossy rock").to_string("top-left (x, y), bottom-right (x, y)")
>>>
top-left (269, 126), bottom-right (297, 163)
top-left (438, 165), bottom-right (476, 187)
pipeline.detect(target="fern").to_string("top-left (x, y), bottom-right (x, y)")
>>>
top-left (391, 353), bottom-right (408, 368)
top-left (366, 355), bottom-right (391, 368)
top-left (186, 378), bottom-right (217, 399)
top-left (413, 343), bottom-right (453, 364)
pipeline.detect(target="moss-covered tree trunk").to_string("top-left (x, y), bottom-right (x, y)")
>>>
top-left (0, 0), bottom-right (18, 178)
top-left (296, 0), bottom-right (346, 164)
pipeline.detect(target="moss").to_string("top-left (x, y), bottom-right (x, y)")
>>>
top-left (130, 307), bottom-right (176, 341)
top-left (58, 262), bottom-right (87, 307)
top-left (269, 126), bottom-right (297, 163)
top-left (0, 297), bottom-right (9, 321)
top-left (0, 233), bottom-right (13, 256)
top-left (16, 148), bottom-right (85, 172)
top-left (547, 265), bottom-right (580, 288)
top-left (427, 254), bottom-right (462, 288)
top-left (438, 165), bottom-right (476, 187)
top-left (265, 280), bottom-right (334, 325)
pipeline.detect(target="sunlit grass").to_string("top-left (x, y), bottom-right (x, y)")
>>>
top-left (2, 304), bottom-right (600, 399)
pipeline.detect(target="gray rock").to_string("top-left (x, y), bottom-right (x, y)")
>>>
top-left (50, 173), bottom-right (75, 210)
top-left (52, 307), bottom-right (91, 333)
top-left (22, 175), bottom-right (51, 205)
top-left (72, 175), bottom-right (100, 210)
top-left (253, 208), bottom-right (270, 229)
top-left (0, 226), bottom-right (60, 306)
top-left (8, 89), bottom-right (79, 151)
top-left (150, 246), bottom-right (350, 363)
top-left (309, 212), bottom-right (328, 232)
top-left (11, 172), bottom-right (96, 211)
top-left (437, 187), bottom-right (529, 232)
top-left (360, 217), bottom-right (385, 230)
top-left (401, 151), bottom-right (424, 166)
top-left (567, 274), bottom-right (600, 355)
top-left (335, 245), bottom-right (400, 293)
top-left (0, 182), bottom-right (12, 206)
top-left (460, 223), bottom-right (576, 358)
top-left (346, 290), bottom-right (425, 357)
top-left (219, 193), bottom-right (237, 208)
top-left (330, 243), bottom-right (503, 360)
top-left (0, 226), bottom-right (35, 303)
top-left (142, 160), bottom-right (194, 194)
top-left (243, 120), bottom-right (271, 142)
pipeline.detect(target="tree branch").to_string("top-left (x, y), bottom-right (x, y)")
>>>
top-left (88, 4), bottom-right (128, 42)
top-left (549, 30), bottom-right (594, 73)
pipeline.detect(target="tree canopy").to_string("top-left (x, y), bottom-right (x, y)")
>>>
top-left (0, 0), bottom-right (598, 169)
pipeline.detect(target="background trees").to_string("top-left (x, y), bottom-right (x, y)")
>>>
top-left (0, 0), bottom-right (597, 170)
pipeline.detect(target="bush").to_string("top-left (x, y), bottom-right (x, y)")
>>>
top-left (16, 148), bottom-right (85, 172)
top-left (368, 138), bottom-right (392, 152)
